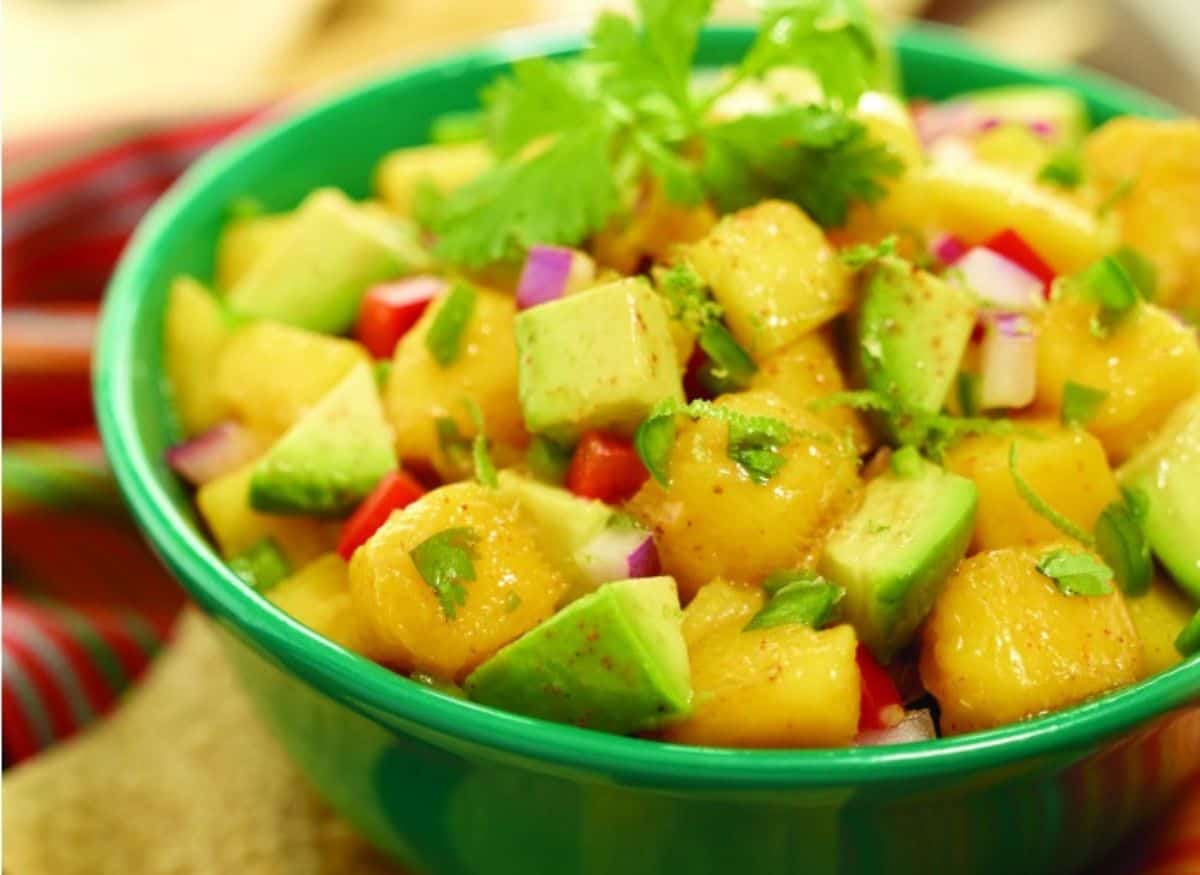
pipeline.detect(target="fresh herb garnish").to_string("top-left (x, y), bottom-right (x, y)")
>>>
top-left (410, 527), bottom-right (478, 619)
top-left (229, 538), bottom-right (291, 592)
top-left (1037, 149), bottom-right (1083, 190)
top-left (527, 435), bottom-right (575, 483)
top-left (1036, 548), bottom-right (1114, 597)
top-left (840, 235), bottom-right (898, 268)
top-left (421, 0), bottom-right (900, 267)
top-left (1077, 254), bottom-right (1140, 338)
top-left (1060, 381), bottom-right (1108, 427)
top-left (634, 398), bottom-right (794, 486)
top-left (1094, 489), bottom-right (1152, 596)
top-left (1111, 246), bottom-right (1157, 301)
top-left (425, 282), bottom-right (477, 365)
top-left (463, 399), bottom-right (498, 488)
top-left (1008, 443), bottom-right (1096, 546)
top-left (435, 416), bottom-right (471, 472)
top-left (745, 572), bottom-right (843, 631)
top-left (431, 111), bottom-right (485, 145)
top-left (656, 264), bottom-right (756, 392)
top-left (1176, 609), bottom-right (1200, 657)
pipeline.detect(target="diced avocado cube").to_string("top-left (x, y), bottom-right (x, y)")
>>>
top-left (496, 470), bottom-right (615, 600)
top-left (227, 188), bottom-right (429, 334)
top-left (1119, 395), bottom-right (1200, 601)
top-left (515, 277), bottom-right (682, 441)
top-left (250, 362), bottom-right (396, 516)
top-left (965, 85), bottom-right (1090, 147)
top-left (464, 576), bottom-right (691, 733)
top-left (821, 449), bottom-right (977, 662)
top-left (855, 260), bottom-right (976, 437)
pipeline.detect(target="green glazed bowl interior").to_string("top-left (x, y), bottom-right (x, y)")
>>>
top-left (95, 23), bottom-right (1196, 791)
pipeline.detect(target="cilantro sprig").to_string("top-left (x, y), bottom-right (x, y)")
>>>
top-left (420, 0), bottom-right (901, 267)
top-left (1036, 548), bottom-right (1114, 597)
top-left (656, 264), bottom-right (756, 393)
top-left (410, 527), bottom-right (478, 619)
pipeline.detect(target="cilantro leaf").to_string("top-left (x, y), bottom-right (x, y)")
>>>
top-left (410, 527), bottom-right (478, 619)
top-left (229, 538), bottom-right (290, 592)
top-left (840, 235), bottom-right (898, 268)
top-left (483, 59), bottom-right (603, 158)
top-left (1060, 381), bottom-right (1108, 427)
top-left (1009, 443), bottom-right (1095, 546)
top-left (1037, 149), bottom-right (1083, 190)
top-left (1094, 493), bottom-right (1151, 596)
top-left (1035, 548), bottom-right (1114, 597)
top-left (701, 105), bottom-right (902, 225)
top-left (435, 416), bottom-right (471, 472)
top-left (745, 573), bottom-right (844, 631)
top-left (738, 0), bottom-right (887, 106)
top-left (426, 282), bottom-right (477, 365)
top-left (429, 124), bottom-right (618, 267)
top-left (1077, 255), bottom-right (1141, 338)
top-left (1111, 246), bottom-right (1157, 301)
top-left (463, 399), bottom-right (498, 488)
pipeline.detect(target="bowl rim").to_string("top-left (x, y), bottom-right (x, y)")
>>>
top-left (95, 22), bottom-right (1198, 788)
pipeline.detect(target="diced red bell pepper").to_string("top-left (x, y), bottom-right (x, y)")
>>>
top-left (566, 432), bottom-right (649, 504)
top-left (355, 276), bottom-right (445, 359)
top-left (337, 470), bottom-right (427, 560)
top-left (983, 229), bottom-right (1056, 295)
top-left (856, 643), bottom-right (905, 731)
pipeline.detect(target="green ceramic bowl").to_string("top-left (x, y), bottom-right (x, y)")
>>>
top-left (96, 24), bottom-right (1199, 875)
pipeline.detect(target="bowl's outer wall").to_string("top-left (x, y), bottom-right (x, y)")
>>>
top-left (96, 24), bottom-right (1197, 875)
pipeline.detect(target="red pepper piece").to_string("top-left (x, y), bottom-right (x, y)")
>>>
top-left (355, 277), bottom-right (444, 359)
top-left (566, 432), bottom-right (649, 504)
top-left (337, 470), bottom-right (427, 560)
top-left (856, 643), bottom-right (905, 731)
top-left (983, 229), bottom-right (1056, 295)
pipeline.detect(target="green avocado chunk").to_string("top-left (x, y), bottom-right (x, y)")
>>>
top-left (464, 576), bottom-right (691, 734)
top-left (1119, 395), bottom-right (1200, 601)
top-left (854, 260), bottom-right (976, 439)
top-left (250, 362), bottom-right (396, 516)
top-left (965, 85), bottom-right (1090, 147)
top-left (820, 448), bottom-right (977, 663)
top-left (496, 470), bottom-right (616, 601)
top-left (515, 277), bottom-right (683, 442)
top-left (227, 188), bottom-right (429, 334)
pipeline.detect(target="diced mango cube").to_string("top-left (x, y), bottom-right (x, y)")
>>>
top-left (164, 276), bottom-right (233, 436)
top-left (268, 553), bottom-right (365, 652)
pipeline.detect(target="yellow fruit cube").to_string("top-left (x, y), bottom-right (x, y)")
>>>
top-left (944, 423), bottom-right (1119, 553)
top-left (751, 331), bottom-right (874, 455)
top-left (629, 391), bottom-right (860, 600)
top-left (348, 482), bottom-right (567, 679)
top-left (196, 462), bottom-right (333, 565)
top-left (1034, 294), bottom-right (1200, 462)
top-left (1084, 118), bottom-right (1200, 312)
top-left (685, 200), bottom-right (851, 360)
top-left (1125, 577), bottom-right (1197, 676)
top-left (920, 544), bottom-right (1143, 735)
top-left (217, 321), bottom-right (370, 439)
top-left (164, 276), bottom-right (233, 436)
top-left (666, 581), bottom-right (860, 748)
top-left (268, 553), bottom-right (365, 652)
top-left (591, 184), bottom-right (717, 275)
top-left (386, 286), bottom-right (526, 479)
top-left (215, 213), bottom-right (291, 290)
top-left (374, 142), bottom-right (492, 216)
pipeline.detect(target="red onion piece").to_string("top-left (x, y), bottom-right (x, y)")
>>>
top-left (855, 709), bottom-right (936, 746)
top-left (574, 526), bottom-right (658, 586)
top-left (913, 100), bottom-right (979, 148)
top-left (1027, 119), bottom-right (1057, 139)
top-left (979, 312), bottom-right (1036, 410)
top-left (165, 421), bottom-right (259, 486)
top-left (930, 232), bottom-right (968, 266)
top-left (954, 247), bottom-right (1045, 313)
top-left (516, 246), bottom-right (595, 310)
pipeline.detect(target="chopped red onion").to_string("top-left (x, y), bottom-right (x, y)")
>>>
top-left (913, 100), bottom-right (978, 147)
top-left (979, 313), bottom-right (1036, 410)
top-left (516, 246), bottom-right (595, 310)
top-left (1027, 119), bottom-right (1057, 139)
top-left (855, 709), bottom-right (937, 746)
top-left (954, 247), bottom-right (1045, 313)
top-left (976, 116), bottom-right (1003, 133)
top-left (574, 526), bottom-right (659, 586)
top-left (165, 421), bottom-right (259, 486)
top-left (930, 232), bottom-right (968, 266)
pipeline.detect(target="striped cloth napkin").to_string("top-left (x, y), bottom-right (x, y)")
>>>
top-left (1, 113), bottom-right (1197, 874)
